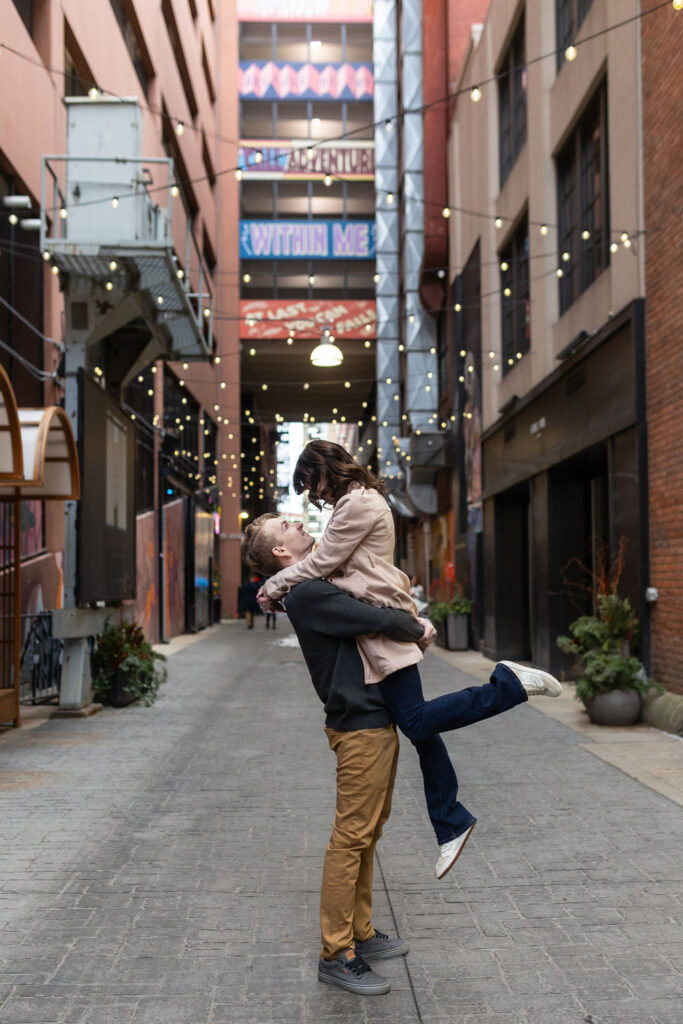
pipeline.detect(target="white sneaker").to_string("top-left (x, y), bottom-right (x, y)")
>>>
top-left (500, 660), bottom-right (563, 697)
top-left (435, 822), bottom-right (475, 880)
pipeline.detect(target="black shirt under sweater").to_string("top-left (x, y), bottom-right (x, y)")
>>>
top-left (283, 578), bottom-right (424, 732)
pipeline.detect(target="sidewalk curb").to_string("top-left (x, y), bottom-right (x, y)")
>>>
top-left (429, 644), bottom-right (683, 809)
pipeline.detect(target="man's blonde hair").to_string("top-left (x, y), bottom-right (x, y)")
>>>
top-left (242, 513), bottom-right (282, 577)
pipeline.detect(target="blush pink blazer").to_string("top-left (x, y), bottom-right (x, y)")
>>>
top-left (262, 486), bottom-right (422, 684)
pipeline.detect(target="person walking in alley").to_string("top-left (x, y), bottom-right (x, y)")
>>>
top-left (257, 441), bottom-right (563, 880)
top-left (238, 575), bottom-right (260, 629)
top-left (243, 521), bottom-right (428, 996)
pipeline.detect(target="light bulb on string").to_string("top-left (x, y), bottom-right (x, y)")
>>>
top-left (539, 224), bottom-right (549, 236)
top-left (495, 217), bottom-right (503, 229)
top-left (470, 85), bottom-right (482, 102)
top-left (564, 44), bottom-right (577, 62)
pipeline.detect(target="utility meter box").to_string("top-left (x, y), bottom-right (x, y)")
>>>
top-left (64, 97), bottom-right (162, 246)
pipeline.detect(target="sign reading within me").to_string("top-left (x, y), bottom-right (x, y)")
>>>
top-left (239, 220), bottom-right (376, 260)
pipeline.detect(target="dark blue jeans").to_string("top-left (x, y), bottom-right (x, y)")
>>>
top-left (378, 663), bottom-right (527, 845)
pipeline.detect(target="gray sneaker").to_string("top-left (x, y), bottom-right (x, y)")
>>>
top-left (318, 949), bottom-right (390, 995)
top-left (354, 929), bottom-right (409, 961)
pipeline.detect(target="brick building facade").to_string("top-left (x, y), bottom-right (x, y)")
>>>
top-left (642, 4), bottom-right (683, 692)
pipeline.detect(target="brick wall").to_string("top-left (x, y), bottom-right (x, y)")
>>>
top-left (642, 6), bottom-right (683, 692)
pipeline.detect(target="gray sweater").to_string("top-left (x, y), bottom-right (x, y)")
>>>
top-left (284, 578), bottom-right (424, 731)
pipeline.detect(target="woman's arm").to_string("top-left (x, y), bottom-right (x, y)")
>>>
top-left (262, 491), bottom-right (377, 601)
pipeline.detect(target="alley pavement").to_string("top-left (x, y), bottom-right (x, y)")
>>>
top-left (1, 619), bottom-right (683, 1024)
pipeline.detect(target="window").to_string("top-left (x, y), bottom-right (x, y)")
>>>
top-left (556, 80), bottom-right (609, 313)
top-left (556, 0), bottom-right (594, 69)
top-left (201, 42), bottom-right (216, 104)
top-left (500, 216), bottom-right (530, 373)
top-left (109, 0), bottom-right (153, 97)
top-left (202, 132), bottom-right (216, 188)
top-left (498, 13), bottom-right (527, 188)
top-left (64, 22), bottom-right (96, 97)
top-left (162, 0), bottom-right (198, 119)
top-left (161, 103), bottom-right (199, 219)
top-left (11, 0), bottom-right (33, 36)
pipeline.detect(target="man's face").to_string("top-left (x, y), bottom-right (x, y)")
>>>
top-left (265, 517), bottom-right (314, 564)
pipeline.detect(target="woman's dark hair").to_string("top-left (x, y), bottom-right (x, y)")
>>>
top-left (293, 440), bottom-right (384, 509)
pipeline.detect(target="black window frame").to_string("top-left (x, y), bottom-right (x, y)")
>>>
top-left (556, 0), bottom-right (595, 70)
top-left (500, 214), bottom-right (530, 375)
top-left (556, 79), bottom-right (610, 315)
top-left (498, 11), bottom-right (527, 189)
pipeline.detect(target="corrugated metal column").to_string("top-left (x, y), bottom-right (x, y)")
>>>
top-left (373, 0), bottom-right (401, 480)
top-left (402, 0), bottom-right (438, 434)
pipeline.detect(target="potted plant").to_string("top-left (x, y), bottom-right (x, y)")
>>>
top-left (427, 600), bottom-right (450, 648)
top-left (92, 619), bottom-right (167, 708)
top-left (445, 590), bottom-right (473, 651)
top-left (557, 593), bottom-right (659, 725)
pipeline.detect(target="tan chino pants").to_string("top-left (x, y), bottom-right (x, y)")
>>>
top-left (320, 725), bottom-right (399, 960)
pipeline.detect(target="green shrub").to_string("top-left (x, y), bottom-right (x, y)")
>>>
top-left (92, 619), bottom-right (167, 707)
top-left (557, 594), bottom-right (659, 703)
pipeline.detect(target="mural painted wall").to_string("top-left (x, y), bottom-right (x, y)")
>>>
top-left (164, 499), bottom-right (186, 639)
top-left (135, 511), bottom-right (159, 644)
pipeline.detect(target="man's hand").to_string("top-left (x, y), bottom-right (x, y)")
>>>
top-left (416, 617), bottom-right (436, 651)
top-left (257, 586), bottom-right (283, 613)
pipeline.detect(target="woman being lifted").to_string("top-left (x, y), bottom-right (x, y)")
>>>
top-left (259, 440), bottom-right (562, 879)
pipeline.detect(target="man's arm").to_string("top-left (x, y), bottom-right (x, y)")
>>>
top-left (261, 491), bottom-right (376, 603)
top-left (285, 579), bottom-right (424, 643)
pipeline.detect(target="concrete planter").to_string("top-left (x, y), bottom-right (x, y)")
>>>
top-left (584, 689), bottom-right (642, 726)
top-left (446, 613), bottom-right (469, 651)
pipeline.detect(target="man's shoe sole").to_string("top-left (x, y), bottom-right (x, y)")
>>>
top-left (318, 968), bottom-right (390, 995)
top-left (355, 938), bottom-right (409, 961)
top-left (436, 822), bottom-right (476, 880)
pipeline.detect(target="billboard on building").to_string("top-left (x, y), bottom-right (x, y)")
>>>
top-left (239, 140), bottom-right (374, 179)
top-left (238, 0), bottom-right (372, 21)
top-left (238, 61), bottom-right (373, 100)
top-left (240, 220), bottom-right (375, 259)
top-left (240, 299), bottom-right (376, 338)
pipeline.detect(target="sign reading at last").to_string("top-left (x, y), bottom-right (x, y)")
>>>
top-left (240, 299), bottom-right (376, 339)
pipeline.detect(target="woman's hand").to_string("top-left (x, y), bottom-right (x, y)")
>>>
top-left (257, 586), bottom-right (282, 613)
top-left (416, 617), bottom-right (436, 651)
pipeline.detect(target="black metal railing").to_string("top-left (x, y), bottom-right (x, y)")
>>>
top-left (19, 612), bottom-right (62, 704)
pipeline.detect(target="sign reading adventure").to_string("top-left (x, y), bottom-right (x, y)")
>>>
top-left (240, 299), bottom-right (376, 339)
top-left (238, 61), bottom-right (374, 101)
top-left (239, 141), bottom-right (374, 179)
top-left (240, 220), bottom-right (376, 260)
top-left (237, 0), bottom-right (372, 21)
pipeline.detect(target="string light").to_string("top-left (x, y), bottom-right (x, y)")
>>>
top-left (470, 85), bottom-right (482, 102)
top-left (564, 44), bottom-right (578, 62)
top-left (175, 120), bottom-right (185, 135)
